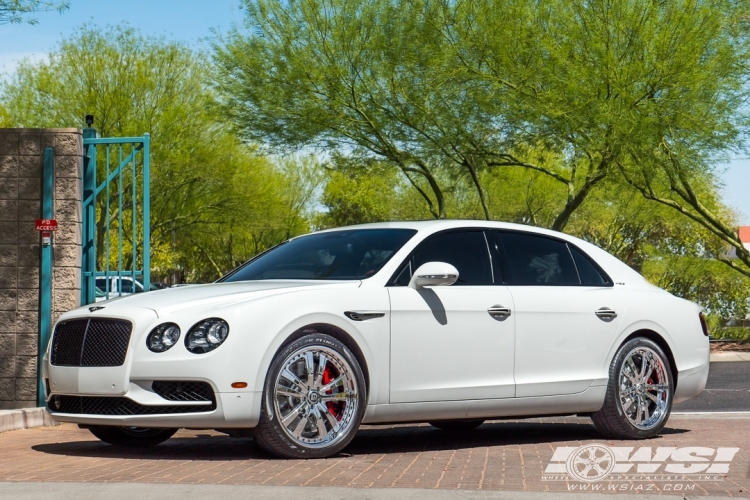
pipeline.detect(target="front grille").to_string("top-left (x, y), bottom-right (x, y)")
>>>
top-left (50, 320), bottom-right (87, 365)
top-left (51, 318), bottom-right (132, 367)
top-left (152, 381), bottom-right (215, 402)
top-left (48, 395), bottom-right (216, 415)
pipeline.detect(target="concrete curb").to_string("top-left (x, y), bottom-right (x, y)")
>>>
top-left (0, 408), bottom-right (58, 433)
top-left (0, 482), bottom-right (736, 500)
top-left (710, 352), bottom-right (750, 362)
top-left (671, 411), bottom-right (750, 419)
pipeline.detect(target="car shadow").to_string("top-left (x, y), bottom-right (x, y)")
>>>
top-left (417, 288), bottom-right (447, 325)
top-left (31, 420), bottom-right (689, 461)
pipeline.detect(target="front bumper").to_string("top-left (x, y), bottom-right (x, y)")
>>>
top-left (44, 308), bottom-right (262, 429)
top-left (47, 383), bottom-right (261, 429)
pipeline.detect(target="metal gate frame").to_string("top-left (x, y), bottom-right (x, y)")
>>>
top-left (81, 128), bottom-right (151, 305)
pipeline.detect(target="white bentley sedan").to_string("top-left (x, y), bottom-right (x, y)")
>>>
top-left (44, 221), bottom-right (709, 458)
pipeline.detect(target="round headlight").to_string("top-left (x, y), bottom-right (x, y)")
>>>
top-left (185, 318), bottom-right (229, 354)
top-left (147, 323), bottom-right (181, 353)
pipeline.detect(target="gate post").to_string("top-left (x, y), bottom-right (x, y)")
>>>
top-left (37, 147), bottom-right (53, 407)
top-left (143, 133), bottom-right (150, 291)
top-left (81, 127), bottom-right (97, 305)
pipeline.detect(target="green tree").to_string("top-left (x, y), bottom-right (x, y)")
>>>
top-left (0, 0), bottom-right (68, 25)
top-left (1, 24), bottom-right (307, 282)
top-left (317, 155), bottom-right (431, 228)
top-left (214, 0), bottom-right (750, 237)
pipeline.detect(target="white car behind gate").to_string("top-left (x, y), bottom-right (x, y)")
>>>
top-left (43, 220), bottom-right (709, 458)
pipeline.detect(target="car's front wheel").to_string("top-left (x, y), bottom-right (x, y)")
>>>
top-left (254, 333), bottom-right (366, 458)
top-left (88, 426), bottom-right (177, 447)
top-left (591, 337), bottom-right (674, 439)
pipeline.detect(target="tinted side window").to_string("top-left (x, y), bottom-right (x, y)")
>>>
top-left (570, 246), bottom-right (609, 285)
top-left (393, 231), bottom-right (493, 286)
top-left (95, 278), bottom-right (109, 292)
top-left (498, 232), bottom-right (579, 285)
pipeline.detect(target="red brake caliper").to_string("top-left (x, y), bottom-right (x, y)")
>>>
top-left (322, 366), bottom-right (342, 420)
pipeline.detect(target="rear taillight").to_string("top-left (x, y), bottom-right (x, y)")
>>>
top-left (699, 312), bottom-right (710, 337)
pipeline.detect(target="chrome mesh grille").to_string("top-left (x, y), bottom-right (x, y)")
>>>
top-left (50, 318), bottom-right (132, 367)
top-left (48, 395), bottom-right (216, 415)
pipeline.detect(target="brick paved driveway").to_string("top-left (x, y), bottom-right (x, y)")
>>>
top-left (0, 416), bottom-right (748, 497)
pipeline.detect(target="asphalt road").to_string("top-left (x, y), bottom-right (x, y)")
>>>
top-left (672, 361), bottom-right (750, 412)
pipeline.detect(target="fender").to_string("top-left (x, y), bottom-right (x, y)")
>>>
top-left (593, 319), bottom-right (676, 387)
top-left (252, 312), bottom-right (376, 403)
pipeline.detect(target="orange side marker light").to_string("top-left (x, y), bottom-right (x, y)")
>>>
top-left (231, 382), bottom-right (248, 389)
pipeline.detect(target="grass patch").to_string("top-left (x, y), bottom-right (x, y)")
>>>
top-left (711, 327), bottom-right (750, 343)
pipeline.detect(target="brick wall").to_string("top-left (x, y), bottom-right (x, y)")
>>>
top-left (0, 128), bottom-right (83, 409)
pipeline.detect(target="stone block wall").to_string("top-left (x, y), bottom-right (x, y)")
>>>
top-left (0, 128), bottom-right (83, 409)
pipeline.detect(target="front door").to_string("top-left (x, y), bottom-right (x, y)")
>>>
top-left (389, 230), bottom-right (516, 403)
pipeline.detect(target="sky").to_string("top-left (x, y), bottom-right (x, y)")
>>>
top-left (1, 0), bottom-right (750, 225)
top-left (0, 0), bottom-right (240, 73)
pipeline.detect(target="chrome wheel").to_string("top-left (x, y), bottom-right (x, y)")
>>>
top-left (273, 345), bottom-right (359, 449)
top-left (617, 346), bottom-right (670, 430)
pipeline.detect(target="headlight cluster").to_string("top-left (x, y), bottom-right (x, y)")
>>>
top-left (147, 323), bottom-right (181, 353)
top-left (186, 318), bottom-right (230, 354)
top-left (146, 318), bottom-right (229, 354)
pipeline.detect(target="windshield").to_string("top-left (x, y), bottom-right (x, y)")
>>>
top-left (221, 229), bottom-right (417, 282)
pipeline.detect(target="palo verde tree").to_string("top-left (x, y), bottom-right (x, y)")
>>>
top-left (450, 0), bottom-right (750, 261)
top-left (215, 0), bottom-right (750, 236)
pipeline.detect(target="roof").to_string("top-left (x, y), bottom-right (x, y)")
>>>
top-left (316, 219), bottom-right (569, 238)
top-left (739, 226), bottom-right (750, 243)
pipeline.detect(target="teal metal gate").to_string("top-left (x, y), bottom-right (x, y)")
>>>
top-left (81, 127), bottom-right (151, 305)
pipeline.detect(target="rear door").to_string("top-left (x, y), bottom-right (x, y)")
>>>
top-left (494, 231), bottom-right (625, 397)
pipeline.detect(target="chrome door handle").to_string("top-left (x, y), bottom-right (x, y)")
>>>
top-left (595, 307), bottom-right (617, 321)
top-left (488, 305), bottom-right (511, 318)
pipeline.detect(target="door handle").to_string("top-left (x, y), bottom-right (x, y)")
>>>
top-left (595, 307), bottom-right (617, 321)
top-left (488, 305), bottom-right (512, 319)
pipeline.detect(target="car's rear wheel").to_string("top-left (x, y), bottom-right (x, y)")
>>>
top-left (254, 333), bottom-right (366, 459)
top-left (591, 337), bottom-right (673, 439)
top-left (88, 426), bottom-right (177, 447)
top-left (429, 419), bottom-right (484, 432)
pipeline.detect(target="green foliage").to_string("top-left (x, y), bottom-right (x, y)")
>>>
top-left (643, 256), bottom-right (750, 321)
top-left (214, 0), bottom-right (750, 241)
top-left (317, 156), bottom-right (431, 228)
top-left (0, 0), bottom-right (68, 25)
top-left (0, 24), bottom-right (308, 282)
top-left (712, 327), bottom-right (750, 343)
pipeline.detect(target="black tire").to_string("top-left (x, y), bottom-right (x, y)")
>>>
top-left (591, 337), bottom-right (674, 439)
top-left (88, 426), bottom-right (177, 447)
top-left (429, 419), bottom-right (485, 432)
top-left (254, 333), bottom-right (367, 459)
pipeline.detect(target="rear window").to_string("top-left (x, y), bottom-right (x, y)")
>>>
top-left (497, 231), bottom-right (580, 285)
top-left (570, 245), bottom-right (609, 285)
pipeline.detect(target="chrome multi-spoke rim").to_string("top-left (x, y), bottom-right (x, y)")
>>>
top-left (273, 346), bottom-right (358, 448)
top-left (617, 346), bottom-right (670, 430)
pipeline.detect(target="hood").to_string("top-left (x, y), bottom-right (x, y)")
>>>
top-left (89, 280), bottom-right (361, 317)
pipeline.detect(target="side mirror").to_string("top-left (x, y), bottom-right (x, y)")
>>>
top-left (408, 262), bottom-right (459, 289)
